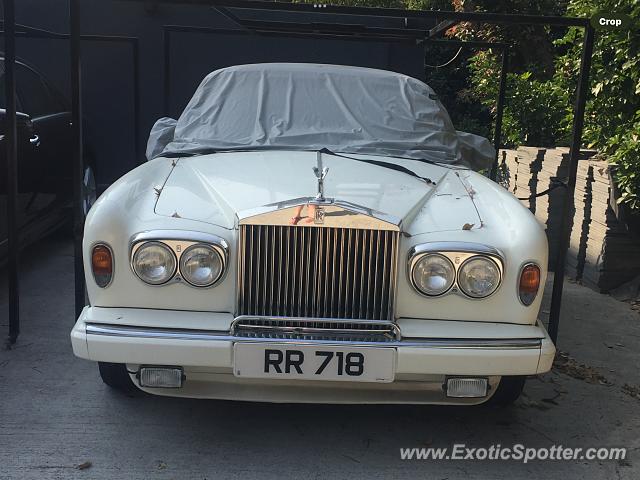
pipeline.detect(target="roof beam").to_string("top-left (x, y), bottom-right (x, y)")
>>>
top-left (428, 19), bottom-right (457, 38)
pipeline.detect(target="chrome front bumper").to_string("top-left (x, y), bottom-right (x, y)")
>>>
top-left (71, 306), bottom-right (555, 404)
top-left (82, 321), bottom-right (547, 350)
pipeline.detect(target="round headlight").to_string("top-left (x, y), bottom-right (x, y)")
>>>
top-left (458, 256), bottom-right (501, 298)
top-left (411, 253), bottom-right (455, 296)
top-left (132, 241), bottom-right (177, 285)
top-left (179, 244), bottom-right (224, 287)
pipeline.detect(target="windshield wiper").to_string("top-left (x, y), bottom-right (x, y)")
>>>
top-left (369, 151), bottom-right (468, 170)
top-left (165, 147), bottom-right (442, 185)
top-left (318, 148), bottom-right (436, 185)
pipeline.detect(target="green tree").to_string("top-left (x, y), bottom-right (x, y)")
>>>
top-left (457, 0), bottom-right (639, 211)
top-left (560, 0), bottom-right (640, 211)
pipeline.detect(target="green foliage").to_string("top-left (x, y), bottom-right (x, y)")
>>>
top-left (462, 0), bottom-right (640, 210)
top-left (562, 0), bottom-right (640, 211)
top-left (456, 2), bottom-right (576, 148)
top-left (467, 52), bottom-right (571, 147)
top-left (426, 47), bottom-right (494, 139)
top-left (609, 124), bottom-right (640, 210)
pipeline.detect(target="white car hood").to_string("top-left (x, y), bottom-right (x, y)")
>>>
top-left (154, 151), bottom-right (480, 235)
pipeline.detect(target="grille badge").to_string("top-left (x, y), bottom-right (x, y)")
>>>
top-left (313, 206), bottom-right (325, 224)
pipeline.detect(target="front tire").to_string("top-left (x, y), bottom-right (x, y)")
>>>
top-left (487, 376), bottom-right (526, 406)
top-left (98, 362), bottom-right (137, 393)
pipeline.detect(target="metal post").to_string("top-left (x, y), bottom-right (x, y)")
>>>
top-left (120, 0), bottom-right (591, 28)
top-left (548, 25), bottom-right (595, 343)
top-left (490, 48), bottom-right (508, 181)
top-left (4, 0), bottom-right (19, 345)
top-left (70, 0), bottom-right (86, 319)
top-left (132, 38), bottom-right (141, 162)
top-left (163, 28), bottom-right (171, 116)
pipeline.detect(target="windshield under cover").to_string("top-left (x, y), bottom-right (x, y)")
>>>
top-left (149, 63), bottom-right (493, 169)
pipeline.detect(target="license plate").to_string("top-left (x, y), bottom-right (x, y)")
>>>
top-left (233, 343), bottom-right (395, 383)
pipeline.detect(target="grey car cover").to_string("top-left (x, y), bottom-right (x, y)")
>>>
top-left (147, 63), bottom-right (494, 170)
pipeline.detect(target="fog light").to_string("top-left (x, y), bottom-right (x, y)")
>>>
top-left (446, 377), bottom-right (488, 398)
top-left (139, 367), bottom-right (184, 388)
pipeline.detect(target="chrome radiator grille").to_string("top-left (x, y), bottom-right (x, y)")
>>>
top-left (237, 225), bottom-right (398, 320)
top-left (232, 317), bottom-right (400, 342)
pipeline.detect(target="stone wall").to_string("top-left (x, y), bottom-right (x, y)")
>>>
top-left (498, 147), bottom-right (640, 292)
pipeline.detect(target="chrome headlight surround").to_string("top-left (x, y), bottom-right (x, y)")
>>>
top-left (130, 230), bottom-right (229, 288)
top-left (408, 242), bottom-right (504, 299)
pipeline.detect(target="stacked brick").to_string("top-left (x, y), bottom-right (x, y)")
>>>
top-left (497, 147), bottom-right (640, 292)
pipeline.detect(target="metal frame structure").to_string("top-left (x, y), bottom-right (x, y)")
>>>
top-left (2, 1), bottom-right (140, 344)
top-left (419, 38), bottom-right (509, 180)
top-left (161, 24), bottom-right (508, 123)
top-left (4, 0), bottom-right (19, 345)
top-left (4, 0), bottom-right (595, 346)
top-left (0, 22), bottom-right (142, 160)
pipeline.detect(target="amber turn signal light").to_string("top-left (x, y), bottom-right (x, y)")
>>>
top-left (519, 263), bottom-right (540, 306)
top-left (91, 244), bottom-right (113, 288)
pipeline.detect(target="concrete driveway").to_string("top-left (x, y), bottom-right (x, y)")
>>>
top-left (1, 231), bottom-right (639, 479)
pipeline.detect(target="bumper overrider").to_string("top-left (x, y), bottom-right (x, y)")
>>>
top-left (71, 306), bottom-right (555, 405)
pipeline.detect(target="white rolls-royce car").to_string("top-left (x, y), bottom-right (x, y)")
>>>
top-left (71, 63), bottom-right (555, 405)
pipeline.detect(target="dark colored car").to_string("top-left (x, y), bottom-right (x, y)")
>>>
top-left (0, 56), bottom-right (96, 262)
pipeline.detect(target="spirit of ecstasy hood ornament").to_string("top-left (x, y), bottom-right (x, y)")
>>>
top-left (313, 150), bottom-right (330, 202)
